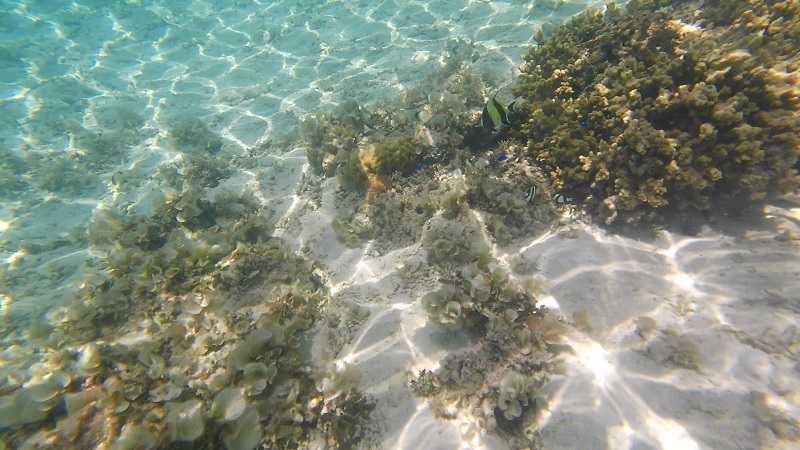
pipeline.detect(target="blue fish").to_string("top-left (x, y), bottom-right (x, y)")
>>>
top-left (417, 163), bottom-right (425, 171)
top-left (497, 154), bottom-right (508, 162)
top-left (580, 121), bottom-right (589, 127)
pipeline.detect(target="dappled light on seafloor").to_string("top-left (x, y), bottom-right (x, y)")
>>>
top-left (317, 200), bottom-right (800, 448)
top-left (0, 0), bottom-right (798, 448)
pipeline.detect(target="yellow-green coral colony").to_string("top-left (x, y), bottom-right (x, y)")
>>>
top-left (513, 0), bottom-right (800, 224)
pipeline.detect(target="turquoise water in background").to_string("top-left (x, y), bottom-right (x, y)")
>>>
top-left (1, 0), bottom-right (580, 314)
top-left (0, 0), bottom-right (565, 150)
top-left (2, 1), bottom-right (799, 450)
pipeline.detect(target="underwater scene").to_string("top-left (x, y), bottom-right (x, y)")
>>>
top-left (0, 0), bottom-right (798, 448)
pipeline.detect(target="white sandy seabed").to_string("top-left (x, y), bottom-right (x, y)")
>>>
top-left (1, 0), bottom-right (799, 449)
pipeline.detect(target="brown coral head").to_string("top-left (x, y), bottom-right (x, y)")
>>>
top-left (359, 144), bottom-right (381, 175)
top-left (365, 173), bottom-right (391, 199)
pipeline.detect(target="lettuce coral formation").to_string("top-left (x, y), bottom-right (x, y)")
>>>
top-left (421, 285), bottom-right (464, 330)
top-left (514, 0), bottom-right (800, 224)
top-left (497, 370), bottom-right (538, 421)
top-left (0, 154), bottom-right (375, 448)
top-left (411, 250), bottom-right (560, 447)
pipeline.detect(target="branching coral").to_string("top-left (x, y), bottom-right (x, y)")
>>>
top-left (514, 0), bottom-right (800, 224)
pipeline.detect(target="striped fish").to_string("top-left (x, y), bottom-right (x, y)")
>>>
top-left (552, 193), bottom-right (573, 205)
top-left (481, 93), bottom-right (517, 130)
top-left (525, 185), bottom-right (538, 203)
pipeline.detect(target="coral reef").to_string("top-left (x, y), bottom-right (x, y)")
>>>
top-left (514, 0), bottom-right (800, 224)
top-left (0, 144), bottom-right (375, 449)
top-left (497, 370), bottom-right (539, 421)
top-left (295, 57), bottom-right (565, 448)
top-left (159, 152), bottom-right (232, 190)
top-left (411, 254), bottom-right (560, 448)
top-left (305, 120), bottom-right (362, 178)
top-left (331, 207), bottom-right (374, 247)
top-left (360, 135), bottom-right (418, 177)
top-left (421, 285), bottom-right (464, 330)
top-left (421, 211), bottom-right (491, 264)
top-left (301, 38), bottom-right (501, 199)
top-left (1, 114), bottom-right (147, 199)
top-left (328, 147), bottom-right (556, 252)
top-left (314, 132), bottom-right (421, 197)
top-left (0, 371), bottom-right (71, 428)
top-left (359, 135), bottom-right (419, 196)
top-left (32, 154), bottom-right (103, 196)
top-left (409, 369), bottom-right (441, 398)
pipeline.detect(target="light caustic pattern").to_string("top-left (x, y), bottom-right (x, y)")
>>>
top-left (1, 0), bottom-right (575, 150)
top-left (1, 0), bottom-right (798, 448)
top-left (0, 0), bottom-right (598, 315)
top-left (319, 206), bottom-right (799, 448)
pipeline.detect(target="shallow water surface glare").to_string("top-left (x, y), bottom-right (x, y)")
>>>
top-left (1, 0), bottom-right (799, 449)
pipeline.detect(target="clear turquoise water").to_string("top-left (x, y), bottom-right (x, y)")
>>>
top-left (1, 1), bottom-right (799, 450)
top-left (0, 0), bottom-right (560, 309)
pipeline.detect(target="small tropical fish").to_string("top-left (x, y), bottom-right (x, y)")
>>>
top-left (481, 93), bottom-right (517, 130)
top-left (497, 154), bottom-right (508, 162)
top-left (525, 185), bottom-right (538, 203)
top-left (580, 121), bottom-right (589, 127)
top-left (552, 193), bottom-right (573, 205)
top-left (417, 163), bottom-right (424, 171)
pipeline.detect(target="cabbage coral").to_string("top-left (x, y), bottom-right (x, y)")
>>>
top-left (421, 285), bottom-right (464, 330)
top-left (497, 370), bottom-right (534, 421)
